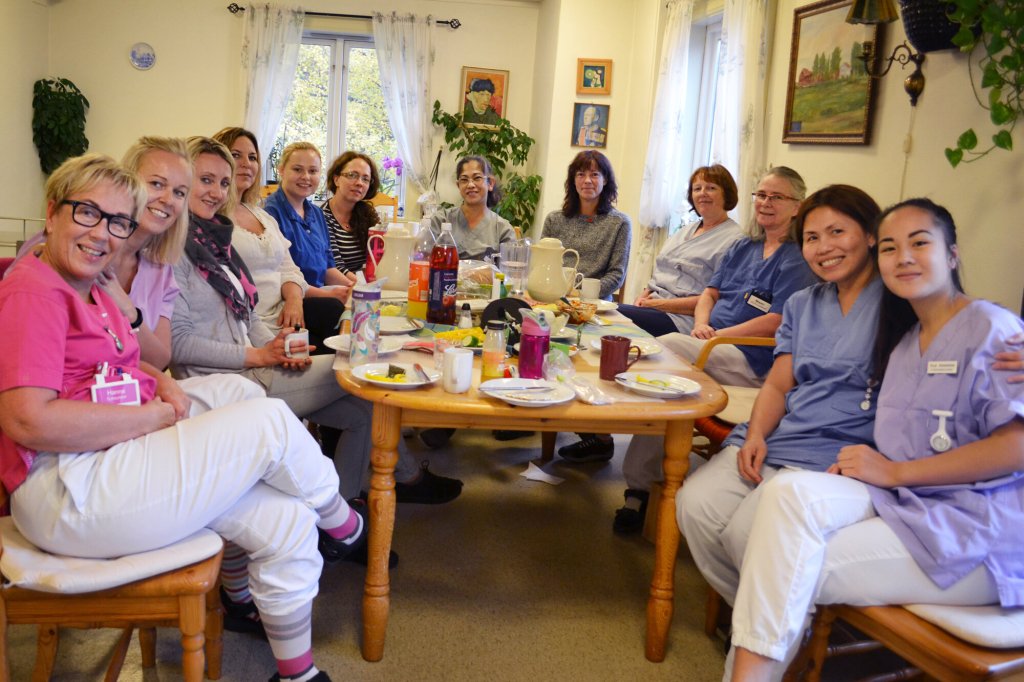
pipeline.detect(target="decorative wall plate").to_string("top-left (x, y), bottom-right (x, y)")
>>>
top-left (130, 43), bottom-right (156, 70)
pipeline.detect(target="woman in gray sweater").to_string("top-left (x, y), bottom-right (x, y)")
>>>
top-left (540, 150), bottom-right (631, 299)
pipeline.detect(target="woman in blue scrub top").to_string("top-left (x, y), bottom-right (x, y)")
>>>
top-left (716, 198), bottom-right (1024, 681)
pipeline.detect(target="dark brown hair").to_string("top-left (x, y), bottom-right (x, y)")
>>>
top-left (562, 150), bottom-right (618, 217)
top-left (212, 127), bottom-right (261, 206)
top-left (687, 164), bottom-right (738, 213)
top-left (324, 151), bottom-right (381, 249)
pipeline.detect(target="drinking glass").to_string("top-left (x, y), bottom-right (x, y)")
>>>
top-left (498, 239), bottom-right (531, 299)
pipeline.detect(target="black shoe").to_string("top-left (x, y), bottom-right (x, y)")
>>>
top-left (220, 587), bottom-right (266, 639)
top-left (612, 488), bottom-right (650, 535)
top-left (395, 461), bottom-right (463, 504)
top-left (493, 430), bottom-right (534, 441)
top-left (418, 428), bottom-right (455, 449)
top-left (269, 671), bottom-right (333, 682)
top-left (558, 435), bottom-right (614, 463)
top-left (318, 499), bottom-right (399, 568)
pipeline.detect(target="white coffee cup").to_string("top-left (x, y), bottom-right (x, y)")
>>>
top-left (442, 347), bottom-right (473, 393)
top-left (563, 267), bottom-right (584, 296)
top-left (284, 327), bottom-right (310, 359)
top-left (581, 278), bottom-right (601, 300)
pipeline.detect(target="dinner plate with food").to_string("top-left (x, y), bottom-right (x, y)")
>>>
top-left (351, 362), bottom-right (440, 389)
top-left (614, 371), bottom-right (700, 398)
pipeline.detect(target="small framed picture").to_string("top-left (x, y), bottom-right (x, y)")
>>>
top-left (576, 58), bottom-right (612, 96)
top-left (571, 103), bottom-right (609, 148)
top-left (460, 66), bottom-right (509, 129)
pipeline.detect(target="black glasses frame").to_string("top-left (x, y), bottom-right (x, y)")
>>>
top-left (62, 200), bottom-right (139, 239)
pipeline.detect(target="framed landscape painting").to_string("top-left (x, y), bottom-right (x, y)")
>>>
top-left (783, 0), bottom-right (882, 144)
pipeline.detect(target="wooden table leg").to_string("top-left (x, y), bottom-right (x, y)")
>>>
top-left (362, 403), bottom-right (401, 662)
top-left (540, 432), bottom-right (556, 462)
top-left (646, 419), bottom-right (693, 662)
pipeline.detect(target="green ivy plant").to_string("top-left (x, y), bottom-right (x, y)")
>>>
top-left (32, 78), bottom-right (90, 175)
top-left (431, 101), bottom-right (543, 231)
top-left (944, 0), bottom-right (1022, 167)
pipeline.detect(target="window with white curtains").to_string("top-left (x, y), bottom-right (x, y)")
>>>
top-left (693, 20), bottom-right (723, 169)
top-left (268, 33), bottom-right (404, 210)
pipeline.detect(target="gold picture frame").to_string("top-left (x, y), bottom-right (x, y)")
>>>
top-left (460, 66), bottom-right (509, 130)
top-left (576, 58), bottom-right (612, 96)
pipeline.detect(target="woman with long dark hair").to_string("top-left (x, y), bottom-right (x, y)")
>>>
top-left (321, 151), bottom-right (381, 277)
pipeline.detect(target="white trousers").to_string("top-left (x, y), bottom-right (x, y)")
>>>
top-left (244, 354), bottom-right (419, 499)
top-left (621, 334), bottom-right (762, 492)
top-left (11, 374), bottom-right (342, 616)
top-left (676, 446), bottom-right (785, 605)
top-left (729, 469), bottom-right (999, 677)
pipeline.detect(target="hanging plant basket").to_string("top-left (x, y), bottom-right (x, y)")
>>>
top-left (898, 0), bottom-right (960, 53)
top-left (32, 77), bottom-right (90, 175)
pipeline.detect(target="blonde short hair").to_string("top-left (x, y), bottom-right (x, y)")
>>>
top-left (122, 136), bottom-right (191, 264)
top-left (278, 141), bottom-right (322, 173)
top-left (186, 136), bottom-right (237, 218)
top-left (46, 154), bottom-right (147, 223)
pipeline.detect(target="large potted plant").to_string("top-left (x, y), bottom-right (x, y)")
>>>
top-left (942, 0), bottom-right (1022, 166)
top-left (431, 101), bottom-right (542, 232)
top-left (32, 77), bottom-right (90, 174)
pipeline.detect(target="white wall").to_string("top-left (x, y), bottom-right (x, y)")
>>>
top-left (765, 0), bottom-right (1024, 311)
top-left (1, 0), bottom-right (50, 224)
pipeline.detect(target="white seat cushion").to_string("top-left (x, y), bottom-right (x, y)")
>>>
top-left (905, 603), bottom-right (1024, 649)
top-left (0, 517), bottom-right (222, 594)
top-left (718, 385), bottom-right (760, 426)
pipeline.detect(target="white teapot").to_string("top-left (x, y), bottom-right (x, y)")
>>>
top-left (526, 237), bottom-right (581, 303)
top-left (368, 223), bottom-right (415, 291)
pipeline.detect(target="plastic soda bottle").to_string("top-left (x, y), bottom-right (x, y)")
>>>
top-left (426, 222), bottom-right (459, 325)
top-left (406, 222), bottom-right (433, 320)
top-left (481, 320), bottom-right (507, 380)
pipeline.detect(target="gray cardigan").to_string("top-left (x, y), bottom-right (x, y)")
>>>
top-left (170, 255), bottom-right (276, 379)
top-left (541, 208), bottom-right (632, 299)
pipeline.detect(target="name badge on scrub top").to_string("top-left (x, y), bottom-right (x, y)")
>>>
top-left (927, 360), bottom-right (958, 375)
top-left (90, 363), bottom-right (141, 406)
top-left (745, 289), bottom-right (772, 313)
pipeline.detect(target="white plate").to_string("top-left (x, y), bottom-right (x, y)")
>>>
top-left (351, 362), bottom-right (439, 389)
top-left (380, 290), bottom-right (407, 301)
top-left (380, 316), bottom-right (423, 334)
top-left (457, 298), bottom-right (490, 313)
top-left (479, 378), bottom-right (576, 407)
top-left (323, 334), bottom-right (403, 355)
top-left (615, 372), bottom-right (701, 398)
top-left (577, 298), bottom-right (618, 313)
top-left (588, 336), bottom-right (663, 356)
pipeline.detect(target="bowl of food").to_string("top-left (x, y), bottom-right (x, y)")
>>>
top-left (557, 299), bottom-right (597, 324)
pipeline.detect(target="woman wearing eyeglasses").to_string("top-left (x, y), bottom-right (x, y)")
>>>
top-left (213, 128), bottom-right (343, 354)
top-left (322, 151), bottom-right (382, 277)
top-left (606, 167), bottom-right (818, 535)
top-left (0, 154), bottom-right (359, 682)
top-left (429, 155), bottom-right (515, 260)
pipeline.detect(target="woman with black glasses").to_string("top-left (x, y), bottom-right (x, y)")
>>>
top-left (321, 151), bottom-right (382, 278)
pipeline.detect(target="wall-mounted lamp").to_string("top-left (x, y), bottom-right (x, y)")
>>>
top-left (845, 0), bottom-right (926, 107)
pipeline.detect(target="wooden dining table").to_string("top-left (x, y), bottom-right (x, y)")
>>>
top-left (334, 312), bottom-right (727, 663)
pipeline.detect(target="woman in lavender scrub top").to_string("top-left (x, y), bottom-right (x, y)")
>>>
top-left (725, 198), bottom-right (1024, 682)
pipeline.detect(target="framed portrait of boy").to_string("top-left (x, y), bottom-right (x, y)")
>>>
top-left (460, 66), bottom-right (509, 129)
top-left (571, 103), bottom-right (609, 148)
top-left (576, 58), bottom-right (612, 96)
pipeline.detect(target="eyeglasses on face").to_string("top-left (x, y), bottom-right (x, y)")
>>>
top-left (61, 200), bottom-right (138, 239)
top-left (338, 171), bottom-right (372, 184)
top-left (457, 174), bottom-right (487, 186)
top-left (751, 192), bottom-right (798, 204)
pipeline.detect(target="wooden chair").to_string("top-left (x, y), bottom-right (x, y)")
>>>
top-left (369, 193), bottom-right (399, 222)
top-left (785, 604), bottom-right (1024, 682)
top-left (0, 483), bottom-right (225, 681)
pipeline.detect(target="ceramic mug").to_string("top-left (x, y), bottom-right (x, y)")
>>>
top-left (442, 347), bottom-right (473, 393)
top-left (580, 278), bottom-right (601, 300)
top-left (599, 335), bottom-right (641, 380)
top-left (284, 327), bottom-right (310, 359)
top-left (562, 267), bottom-right (584, 296)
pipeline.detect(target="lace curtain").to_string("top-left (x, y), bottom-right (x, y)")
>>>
top-left (627, 0), bottom-right (697, 301)
top-left (240, 4), bottom-right (305, 156)
top-left (711, 0), bottom-right (775, 228)
top-left (372, 12), bottom-right (437, 198)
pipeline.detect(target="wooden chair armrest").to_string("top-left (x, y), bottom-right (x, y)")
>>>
top-left (693, 336), bottom-right (775, 371)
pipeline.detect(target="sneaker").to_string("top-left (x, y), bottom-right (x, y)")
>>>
top-left (493, 430), bottom-right (534, 441)
top-left (220, 587), bottom-right (266, 639)
top-left (612, 488), bottom-right (650, 535)
top-left (395, 461), bottom-right (463, 504)
top-left (418, 428), bottom-right (455, 449)
top-left (558, 435), bottom-right (614, 463)
top-left (269, 671), bottom-right (333, 682)
top-left (318, 499), bottom-right (399, 568)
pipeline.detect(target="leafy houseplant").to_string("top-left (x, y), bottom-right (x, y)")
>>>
top-left (943, 0), bottom-right (1023, 166)
top-left (32, 78), bottom-right (90, 174)
top-left (431, 101), bottom-right (543, 231)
